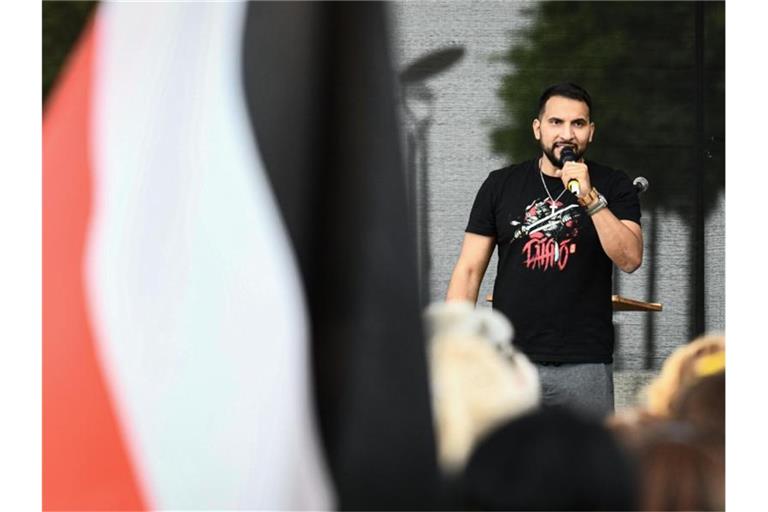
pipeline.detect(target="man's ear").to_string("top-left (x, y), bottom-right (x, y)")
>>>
top-left (589, 122), bottom-right (595, 142)
top-left (532, 118), bottom-right (541, 140)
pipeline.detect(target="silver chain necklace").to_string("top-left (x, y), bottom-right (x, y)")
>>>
top-left (538, 158), bottom-right (566, 212)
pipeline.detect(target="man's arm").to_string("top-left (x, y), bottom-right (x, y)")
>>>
top-left (591, 212), bottom-right (643, 273)
top-left (560, 162), bottom-right (643, 273)
top-left (446, 233), bottom-right (496, 303)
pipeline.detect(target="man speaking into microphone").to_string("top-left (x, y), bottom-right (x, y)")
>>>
top-left (446, 83), bottom-right (643, 417)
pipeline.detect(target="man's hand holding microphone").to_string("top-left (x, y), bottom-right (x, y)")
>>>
top-left (559, 147), bottom-right (591, 200)
top-left (558, 147), bottom-right (608, 215)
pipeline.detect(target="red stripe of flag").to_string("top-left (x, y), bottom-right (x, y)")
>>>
top-left (43, 14), bottom-right (146, 510)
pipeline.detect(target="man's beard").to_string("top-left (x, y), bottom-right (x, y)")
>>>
top-left (542, 143), bottom-right (584, 169)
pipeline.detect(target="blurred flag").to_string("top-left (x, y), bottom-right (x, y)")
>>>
top-left (242, 2), bottom-right (438, 509)
top-left (44, 2), bottom-right (437, 510)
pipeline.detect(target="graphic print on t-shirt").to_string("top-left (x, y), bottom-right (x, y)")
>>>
top-left (510, 197), bottom-right (582, 271)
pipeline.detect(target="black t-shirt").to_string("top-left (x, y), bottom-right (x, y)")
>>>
top-left (466, 159), bottom-right (641, 363)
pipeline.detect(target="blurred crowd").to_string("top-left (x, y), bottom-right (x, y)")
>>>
top-left (426, 302), bottom-right (725, 511)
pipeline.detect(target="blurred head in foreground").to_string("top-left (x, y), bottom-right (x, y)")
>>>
top-left (425, 301), bottom-right (540, 473)
top-left (608, 336), bottom-right (725, 512)
top-left (643, 333), bottom-right (724, 417)
top-left (462, 406), bottom-right (637, 511)
top-left (609, 416), bottom-right (724, 512)
top-left (671, 354), bottom-right (725, 435)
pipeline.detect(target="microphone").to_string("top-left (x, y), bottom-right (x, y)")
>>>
top-left (633, 176), bottom-right (649, 194)
top-left (560, 147), bottom-right (580, 195)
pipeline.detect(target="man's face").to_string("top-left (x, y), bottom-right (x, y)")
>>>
top-left (532, 96), bottom-right (595, 168)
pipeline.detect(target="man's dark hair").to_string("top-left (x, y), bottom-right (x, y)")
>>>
top-left (538, 83), bottom-right (593, 119)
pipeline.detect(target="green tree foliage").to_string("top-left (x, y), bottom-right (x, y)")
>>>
top-left (43, 1), bottom-right (97, 103)
top-left (491, 1), bottom-right (724, 216)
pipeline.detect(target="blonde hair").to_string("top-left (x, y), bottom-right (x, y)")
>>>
top-left (425, 302), bottom-right (540, 472)
top-left (644, 333), bottom-right (725, 417)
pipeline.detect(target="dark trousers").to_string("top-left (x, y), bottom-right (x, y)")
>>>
top-left (535, 362), bottom-right (615, 418)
